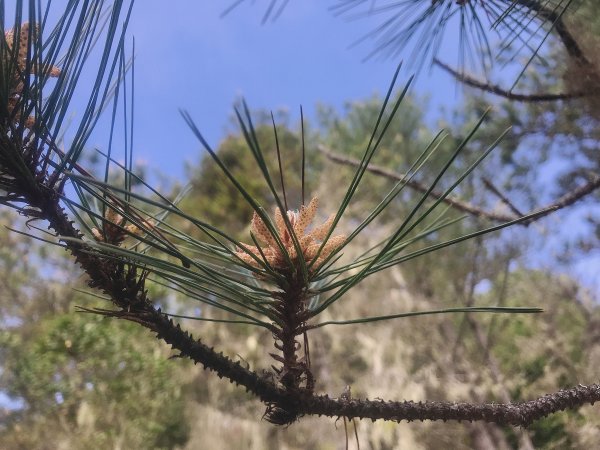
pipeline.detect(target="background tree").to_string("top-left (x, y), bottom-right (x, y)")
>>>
top-left (0, 214), bottom-right (190, 449)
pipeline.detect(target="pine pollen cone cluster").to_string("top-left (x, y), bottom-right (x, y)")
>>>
top-left (4, 23), bottom-right (61, 128)
top-left (92, 206), bottom-right (155, 246)
top-left (236, 197), bottom-right (346, 273)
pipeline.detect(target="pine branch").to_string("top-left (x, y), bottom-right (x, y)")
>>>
top-left (318, 145), bottom-right (516, 222)
top-left (106, 302), bottom-right (600, 427)
top-left (482, 177), bottom-right (525, 217)
top-left (530, 172), bottom-right (600, 221)
top-left (73, 303), bottom-right (600, 428)
top-left (2, 129), bottom-right (599, 426)
top-left (12, 169), bottom-right (286, 403)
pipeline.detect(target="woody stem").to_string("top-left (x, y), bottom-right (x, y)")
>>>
top-left (274, 275), bottom-right (311, 391)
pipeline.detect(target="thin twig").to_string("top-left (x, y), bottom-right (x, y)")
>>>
top-left (319, 145), bottom-right (600, 225)
top-left (482, 177), bottom-right (525, 217)
top-left (435, 59), bottom-right (586, 102)
top-left (528, 173), bottom-right (600, 221)
top-left (318, 145), bottom-right (517, 222)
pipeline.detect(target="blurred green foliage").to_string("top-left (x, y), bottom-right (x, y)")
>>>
top-left (0, 215), bottom-right (190, 449)
top-left (1, 313), bottom-right (189, 449)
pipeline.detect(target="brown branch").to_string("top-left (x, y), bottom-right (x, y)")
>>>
top-left (318, 145), bottom-right (517, 222)
top-left (434, 59), bottom-right (586, 103)
top-left (74, 308), bottom-right (600, 428)
top-left (319, 145), bottom-right (600, 225)
top-left (296, 384), bottom-right (600, 427)
top-left (526, 173), bottom-right (600, 221)
top-left (482, 177), bottom-right (525, 217)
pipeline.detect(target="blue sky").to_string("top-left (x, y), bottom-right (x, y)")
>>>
top-left (0, 0), bottom-right (462, 177)
top-left (120, 1), bottom-right (461, 177)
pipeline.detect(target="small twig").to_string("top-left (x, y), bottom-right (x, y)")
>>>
top-left (482, 177), bottom-right (525, 217)
top-left (527, 173), bottom-right (600, 222)
top-left (319, 145), bottom-right (600, 225)
top-left (435, 59), bottom-right (586, 103)
top-left (318, 145), bottom-right (517, 222)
